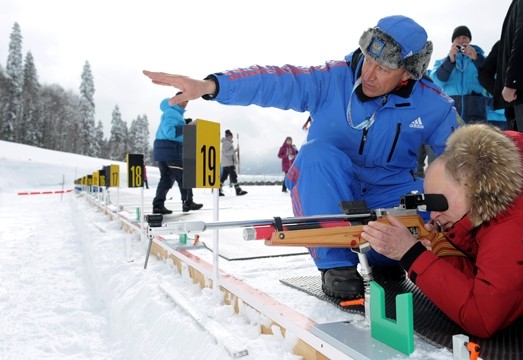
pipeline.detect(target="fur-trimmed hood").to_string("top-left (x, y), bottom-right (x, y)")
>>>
top-left (441, 124), bottom-right (522, 227)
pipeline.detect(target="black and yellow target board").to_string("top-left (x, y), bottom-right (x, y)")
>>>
top-left (127, 154), bottom-right (144, 188)
top-left (103, 164), bottom-right (120, 188)
top-left (183, 119), bottom-right (220, 188)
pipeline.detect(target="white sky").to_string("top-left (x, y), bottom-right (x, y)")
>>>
top-left (0, 0), bottom-right (512, 169)
top-left (0, 140), bottom-right (456, 359)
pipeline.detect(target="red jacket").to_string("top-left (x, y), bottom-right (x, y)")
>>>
top-left (277, 142), bottom-right (298, 172)
top-left (402, 131), bottom-right (523, 338)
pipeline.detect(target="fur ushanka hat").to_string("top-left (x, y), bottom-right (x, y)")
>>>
top-left (441, 124), bottom-right (522, 227)
top-left (359, 15), bottom-right (433, 80)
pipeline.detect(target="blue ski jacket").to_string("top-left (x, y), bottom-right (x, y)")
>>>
top-left (153, 98), bottom-right (186, 163)
top-left (206, 50), bottom-right (463, 186)
top-left (430, 46), bottom-right (487, 121)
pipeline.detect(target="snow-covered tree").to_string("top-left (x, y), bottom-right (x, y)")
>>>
top-left (109, 105), bottom-right (128, 160)
top-left (94, 120), bottom-right (105, 158)
top-left (0, 64), bottom-right (8, 127)
top-left (39, 84), bottom-right (82, 152)
top-left (78, 61), bottom-right (97, 156)
top-left (2, 22), bottom-right (23, 141)
top-left (128, 114), bottom-right (151, 163)
top-left (21, 51), bottom-right (42, 146)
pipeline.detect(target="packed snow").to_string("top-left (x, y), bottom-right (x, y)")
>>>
top-left (0, 140), bottom-right (458, 359)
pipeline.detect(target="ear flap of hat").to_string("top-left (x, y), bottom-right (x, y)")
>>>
top-left (403, 41), bottom-right (433, 80)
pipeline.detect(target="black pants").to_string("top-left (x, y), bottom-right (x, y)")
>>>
top-left (220, 165), bottom-right (238, 185)
top-left (282, 171), bottom-right (288, 191)
top-left (152, 161), bottom-right (193, 208)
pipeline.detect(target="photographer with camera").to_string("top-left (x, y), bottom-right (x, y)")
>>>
top-left (430, 26), bottom-right (487, 124)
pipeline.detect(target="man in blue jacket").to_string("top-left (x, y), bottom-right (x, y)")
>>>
top-left (144, 15), bottom-right (463, 299)
top-left (430, 25), bottom-right (487, 123)
top-left (152, 94), bottom-right (203, 214)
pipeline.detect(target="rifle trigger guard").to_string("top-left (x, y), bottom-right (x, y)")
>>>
top-left (273, 217), bottom-right (283, 232)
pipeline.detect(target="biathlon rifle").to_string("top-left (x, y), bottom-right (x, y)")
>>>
top-left (144, 193), bottom-right (448, 249)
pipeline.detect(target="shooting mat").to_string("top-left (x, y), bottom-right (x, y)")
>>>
top-left (280, 275), bottom-right (522, 359)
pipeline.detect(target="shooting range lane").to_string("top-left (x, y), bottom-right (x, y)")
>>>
top-left (111, 186), bottom-right (308, 260)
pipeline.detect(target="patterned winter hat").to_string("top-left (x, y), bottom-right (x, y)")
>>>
top-left (359, 15), bottom-right (433, 80)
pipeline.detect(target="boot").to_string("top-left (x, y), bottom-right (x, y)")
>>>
top-left (219, 187), bottom-right (225, 196)
top-left (182, 200), bottom-right (203, 212)
top-left (234, 184), bottom-right (247, 196)
top-left (152, 205), bottom-right (173, 215)
top-left (321, 266), bottom-right (363, 299)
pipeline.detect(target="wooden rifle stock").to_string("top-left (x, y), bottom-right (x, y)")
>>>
top-left (263, 214), bottom-right (436, 248)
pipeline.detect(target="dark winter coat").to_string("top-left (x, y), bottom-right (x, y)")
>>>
top-left (493, 0), bottom-right (523, 108)
top-left (478, 41), bottom-right (499, 98)
top-left (479, 41), bottom-right (516, 124)
top-left (277, 142), bottom-right (298, 172)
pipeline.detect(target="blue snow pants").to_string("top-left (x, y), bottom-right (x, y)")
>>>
top-left (285, 139), bottom-right (425, 270)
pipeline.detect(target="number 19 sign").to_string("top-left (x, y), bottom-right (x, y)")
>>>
top-left (183, 119), bottom-right (220, 188)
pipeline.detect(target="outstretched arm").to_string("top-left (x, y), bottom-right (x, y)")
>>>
top-left (142, 70), bottom-right (216, 105)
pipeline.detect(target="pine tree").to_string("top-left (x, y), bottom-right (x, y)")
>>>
top-left (0, 64), bottom-right (7, 127)
top-left (2, 22), bottom-right (24, 142)
top-left (94, 120), bottom-right (105, 158)
top-left (128, 114), bottom-right (151, 163)
top-left (39, 84), bottom-right (82, 152)
top-left (109, 105), bottom-right (128, 160)
top-left (79, 61), bottom-right (96, 156)
top-left (21, 51), bottom-right (41, 146)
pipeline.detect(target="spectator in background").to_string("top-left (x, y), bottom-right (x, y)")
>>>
top-left (479, 40), bottom-right (514, 130)
top-left (143, 165), bottom-right (149, 189)
top-left (430, 26), bottom-right (487, 123)
top-left (492, 0), bottom-right (522, 131)
top-left (219, 129), bottom-right (247, 196)
top-left (277, 136), bottom-right (298, 193)
top-left (151, 94), bottom-right (203, 214)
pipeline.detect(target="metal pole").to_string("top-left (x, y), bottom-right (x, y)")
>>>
top-left (213, 186), bottom-right (220, 294)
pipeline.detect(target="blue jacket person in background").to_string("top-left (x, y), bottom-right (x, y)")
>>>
top-left (430, 26), bottom-right (487, 123)
top-left (152, 94), bottom-right (202, 214)
top-left (143, 15), bottom-right (463, 299)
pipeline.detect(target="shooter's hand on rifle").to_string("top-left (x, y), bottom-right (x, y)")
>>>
top-left (361, 213), bottom-right (433, 260)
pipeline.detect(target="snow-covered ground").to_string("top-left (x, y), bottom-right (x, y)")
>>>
top-left (0, 140), bottom-right (456, 359)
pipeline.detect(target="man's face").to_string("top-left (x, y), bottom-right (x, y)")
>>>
top-left (452, 35), bottom-right (471, 48)
top-left (360, 58), bottom-right (411, 98)
top-left (423, 160), bottom-right (470, 230)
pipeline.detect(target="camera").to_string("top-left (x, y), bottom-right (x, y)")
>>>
top-left (457, 45), bottom-right (467, 52)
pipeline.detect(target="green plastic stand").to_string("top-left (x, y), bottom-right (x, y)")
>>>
top-left (370, 281), bottom-right (414, 355)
